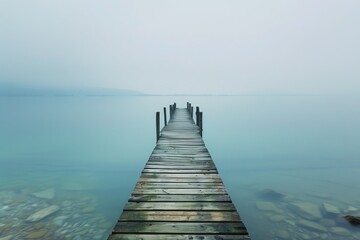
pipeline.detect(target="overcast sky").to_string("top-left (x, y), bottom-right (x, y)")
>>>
top-left (0, 1), bottom-right (359, 94)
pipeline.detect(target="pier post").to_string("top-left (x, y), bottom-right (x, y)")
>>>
top-left (196, 107), bottom-right (200, 126)
top-left (199, 112), bottom-right (203, 137)
top-left (191, 106), bottom-right (194, 120)
top-left (156, 112), bottom-right (160, 142)
top-left (163, 107), bottom-right (167, 126)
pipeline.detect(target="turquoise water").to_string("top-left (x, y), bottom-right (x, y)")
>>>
top-left (0, 96), bottom-right (359, 239)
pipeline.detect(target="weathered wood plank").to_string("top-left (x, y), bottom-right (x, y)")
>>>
top-left (148, 159), bottom-right (213, 162)
top-left (119, 211), bottom-right (241, 222)
top-left (154, 146), bottom-right (207, 150)
top-left (147, 159), bottom-right (214, 163)
top-left (132, 188), bottom-right (228, 195)
top-left (142, 169), bottom-right (218, 174)
top-left (109, 235), bottom-right (250, 240)
top-left (150, 156), bottom-right (211, 159)
top-left (112, 222), bottom-right (248, 234)
top-left (152, 149), bottom-right (208, 153)
top-left (140, 173), bottom-right (221, 179)
top-left (145, 164), bottom-right (216, 169)
top-left (124, 202), bottom-right (236, 211)
top-left (136, 182), bottom-right (224, 189)
top-left (138, 177), bottom-right (223, 183)
top-left (128, 194), bottom-right (232, 202)
top-left (155, 146), bottom-right (206, 150)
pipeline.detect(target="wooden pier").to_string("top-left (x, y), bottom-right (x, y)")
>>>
top-left (108, 103), bottom-right (250, 240)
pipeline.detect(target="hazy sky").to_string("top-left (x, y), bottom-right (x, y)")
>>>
top-left (1, 1), bottom-right (359, 94)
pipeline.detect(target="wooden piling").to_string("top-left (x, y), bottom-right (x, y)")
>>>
top-left (156, 112), bottom-right (160, 142)
top-left (199, 112), bottom-right (203, 137)
top-left (196, 106), bottom-right (200, 126)
top-left (163, 107), bottom-right (167, 126)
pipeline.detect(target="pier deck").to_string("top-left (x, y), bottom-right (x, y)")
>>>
top-left (109, 106), bottom-right (250, 240)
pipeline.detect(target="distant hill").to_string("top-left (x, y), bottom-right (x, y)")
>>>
top-left (0, 83), bottom-right (145, 96)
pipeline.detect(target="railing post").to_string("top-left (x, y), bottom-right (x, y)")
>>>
top-left (196, 106), bottom-right (200, 126)
top-left (163, 107), bottom-right (167, 126)
top-left (156, 112), bottom-right (160, 142)
top-left (191, 106), bottom-right (194, 120)
top-left (169, 105), bottom-right (173, 118)
top-left (199, 112), bottom-right (203, 137)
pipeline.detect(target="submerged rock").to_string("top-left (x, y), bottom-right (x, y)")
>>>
top-left (25, 230), bottom-right (48, 239)
top-left (321, 202), bottom-right (340, 215)
top-left (53, 215), bottom-right (68, 225)
top-left (298, 219), bottom-right (327, 232)
top-left (269, 214), bottom-right (286, 222)
top-left (343, 215), bottom-right (360, 226)
top-left (32, 188), bottom-right (55, 200)
top-left (255, 201), bottom-right (283, 213)
top-left (82, 206), bottom-right (95, 213)
top-left (0, 235), bottom-right (13, 240)
top-left (319, 218), bottom-right (335, 227)
top-left (290, 202), bottom-right (322, 220)
top-left (330, 227), bottom-right (351, 236)
top-left (257, 189), bottom-right (286, 200)
top-left (26, 205), bottom-right (60, 222)
top-left (346, 206), bottom-right (358, 212)
top-left (275, 230), bottom-right (290, 239)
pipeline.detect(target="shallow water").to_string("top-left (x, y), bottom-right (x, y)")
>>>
top-left (0, 96), bottom-right (359, 239)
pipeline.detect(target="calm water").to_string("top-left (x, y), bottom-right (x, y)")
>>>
top-left (0, 96), bottom-right (359, 239)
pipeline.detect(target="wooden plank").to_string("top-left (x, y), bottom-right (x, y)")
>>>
top-left (152, 152), bottom-right (211, 156)
top-left (152, 149), bottom-right (208, 153)
top-left (156, 142), bottom-right (205, 146)
top-left (148, 158), bottom-right (213, 163)
top-left (142, 169), bottom-right (218, 174)
top-left (153, 148), bottom-right (207, 151)
top-left (136, 182), bottom-right (224, 189)
top-left (145, 161), bottom-right (216, 169)
top-left (128, 194), bottom-right (232, 202)
top-left (138, 177), bottom-right (222, 183)
top-left (119, 211), bottom-right (241, 222)
top-left (112, 222), bottom-right (248, 234)
top-left (150, 156), bottom-right (211, 159)
top-left (109, 234), bottom-right (251, 240)
top-left (149, 158), bottom-right (213, 162)
top-left (124, 202), bottom-right (236, 211)
top-left (140, 173), bottom-right (221, 179)
top-left (155, 146), bottom-right (206, 150)
top-left (132, 188), bottom-right (227, 195)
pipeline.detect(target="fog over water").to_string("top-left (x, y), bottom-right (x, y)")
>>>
top-left (1, 1), bottom-right (360, 94)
